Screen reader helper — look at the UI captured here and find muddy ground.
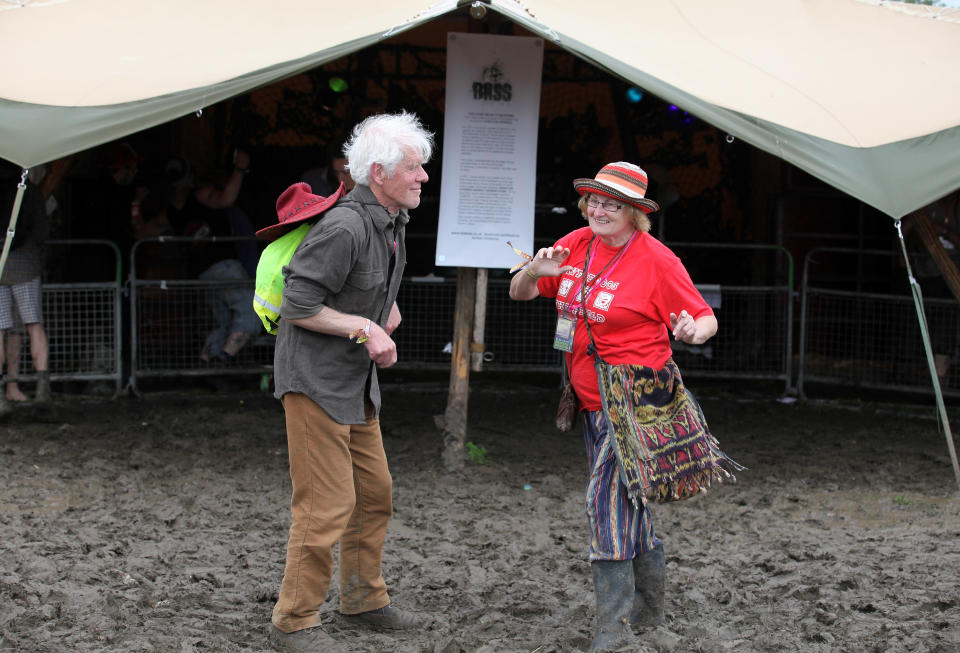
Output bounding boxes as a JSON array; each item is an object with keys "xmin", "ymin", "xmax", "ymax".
[{"xmin": 1, "ymin": 374, "xmax": 958, "ymax": 652}]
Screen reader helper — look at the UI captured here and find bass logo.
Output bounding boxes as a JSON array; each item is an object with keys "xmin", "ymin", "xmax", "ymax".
[{"xmin": 472, "ymin": 60, "xmax": 513, "ymax": 101}]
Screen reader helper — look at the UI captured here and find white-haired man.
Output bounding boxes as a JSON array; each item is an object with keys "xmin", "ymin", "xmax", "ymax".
[{"xmin": 269, "ymin": 112, "xmax": 433, "ymax": 651}]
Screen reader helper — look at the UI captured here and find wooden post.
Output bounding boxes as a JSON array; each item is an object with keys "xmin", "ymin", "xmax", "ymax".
[
  {"xmin": 442, "ymin": 267, "xmax": 477, "ymax": 472},
  {"xmin": 471, "ymin": 268, "xmax": 488, "ymax": 372},
  {"xmin": 910, "ymin": 208, "xmax": 960, "ymax": 304}
]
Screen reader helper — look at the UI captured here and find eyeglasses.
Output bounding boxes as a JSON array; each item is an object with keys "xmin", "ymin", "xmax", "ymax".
[{"xmin": 586, "ymin": 197, "xmax": 623, "ymax": 212}]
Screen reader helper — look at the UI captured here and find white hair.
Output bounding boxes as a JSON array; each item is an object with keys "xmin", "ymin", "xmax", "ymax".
[{"xmin": 343, "ymin": 111, "xmax": 434, "ymax": 185}]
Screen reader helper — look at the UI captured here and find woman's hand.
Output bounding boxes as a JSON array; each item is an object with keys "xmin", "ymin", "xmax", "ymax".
[
  {"xmin": 670, "ymin": 311, "xmax": 718, "ymax": 345},
  {"xmin": 528, "ymin": 245, "xmax": 572, "ymax": 278},
  {"xmin": 509, "ymin": 245, "xmax": 572, "ymax": 301}
]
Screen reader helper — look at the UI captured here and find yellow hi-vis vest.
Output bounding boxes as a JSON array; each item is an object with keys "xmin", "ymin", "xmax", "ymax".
[{"xmin": 252, "ymin": 222, "xmax": 312, "ymax": 335}]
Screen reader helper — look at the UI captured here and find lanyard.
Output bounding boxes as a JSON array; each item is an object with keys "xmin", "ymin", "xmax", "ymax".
[{"xmin": 565, "ymin": 231, "xmax": 637, "ymax": 316}]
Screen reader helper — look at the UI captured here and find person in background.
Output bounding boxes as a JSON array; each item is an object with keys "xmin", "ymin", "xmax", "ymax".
[
  {"xmin": 163, "ymin": 148, "xmax": 252, "ymax": 275},
  {"xmin": 162, "ymin": 148, "xmax": 261, "ymax": 364},
  {"xmin": 302, "ymin": 140, "xmax": 356, "ymax": 197},
  {"xmin": 268, "ymin": 112, "xmax": 433, "ymax": 652},
  {"xmin": 5, "ymin": 319, "xmax": 28, "ymax": 402},
  {"xmin": 0, "ymin": 175, "xmax": 51, "ymax": 411},
  {"xmin": 197, "ymin": 256, "xmax": 263, "ymax": 365},
  {"xmin": 69, "ymin": 142, "xmax": 144, "ymax": 284},
  {"xmin": 510, "ymin": 162, "xmax": 734, "ymax": 651}
]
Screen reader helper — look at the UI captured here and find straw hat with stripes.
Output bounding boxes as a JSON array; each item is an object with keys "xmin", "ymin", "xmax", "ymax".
[{"xmin": 573, "ymin": 162, "xmax": 660, "ymax": 214}]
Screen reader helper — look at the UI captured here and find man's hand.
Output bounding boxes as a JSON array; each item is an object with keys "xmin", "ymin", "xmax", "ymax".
[
  {"xmin": 385, "ymin": 302, "xmax": 402, "ymax": 335},
  {"xmin": 288, "ymin": 308, "xmax": 397, "ymax": 366},
  {"xmin": 363, "ymin": 322, "xmax": 398, "ymax": 368}
]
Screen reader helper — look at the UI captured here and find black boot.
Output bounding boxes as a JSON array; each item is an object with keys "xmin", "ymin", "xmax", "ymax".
[
  {"xmin": 629, "ymin": 543, "xmax": 666, "ymax": 628},
  {"xmin": 35, "ymin": 371, "xmax": 51, "ymax": 404},
  {"xmin": 0, "ymin": 375, "xmax": 10, "ymax": 417},
  {"xmin": 590, "ymin": 560, "xmax": 634, "ymax": 652}
]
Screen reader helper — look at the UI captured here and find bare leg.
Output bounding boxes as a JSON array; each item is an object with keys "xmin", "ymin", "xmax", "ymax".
[
  {"xmin": 5, "ymin": 332, "xmax": 27, "ymax": 401},
  {"xmin": 26, "ymin": 323, "xmax": 50, "ymax": 403},
  {"xmin": 26, "ymin": 322, "xmax": 48, "ymax": 372}
]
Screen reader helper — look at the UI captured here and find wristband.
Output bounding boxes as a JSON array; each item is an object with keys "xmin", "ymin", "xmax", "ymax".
[
  {"xmin": 524, "ymin": 267, "xmax": 540, "ymax": 281},
  {"xmin": 350, "ymin": 319, "xmax": 371, "ymax": 344}
]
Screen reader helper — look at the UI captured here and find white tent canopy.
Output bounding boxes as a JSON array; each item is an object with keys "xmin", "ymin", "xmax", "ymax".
[{"xmin": 1, "ymin": 0, "xmax": 960, "ymax": 218}]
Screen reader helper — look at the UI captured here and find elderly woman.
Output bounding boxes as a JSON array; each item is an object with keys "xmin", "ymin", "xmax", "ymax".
[{"xmin": 510, "ymin": 162, "xmax": 737, "ymax": 651}]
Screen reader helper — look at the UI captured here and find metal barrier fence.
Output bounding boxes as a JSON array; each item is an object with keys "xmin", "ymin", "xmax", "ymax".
[
  {"xmin": 17, "ymin": 240, "xmax": 123, "ymax": 394},
  {"xmin": 124, "ymin": 237, "xmax": 796, "ymax": 389},
  {"xmin": 665, "ymin": 243, "xmax": 794, "ymax": 391},
  {"xmin": 393, "ymin": 275, "xmax": 564, "ymax": 370},
  {"xmin": 128, "ymin": 236, "xmax": 274, "ymax": 393},
  {"xmin": 394, "ymin": 242, "xmax": 795, "ymax": 388},
  {"xmin": 38, "ymin": 237, "xmax": 959, "ymax": 398},
  {"xmin": 798, "ymin": 247, "xmax": 957, "ymax": 397}
]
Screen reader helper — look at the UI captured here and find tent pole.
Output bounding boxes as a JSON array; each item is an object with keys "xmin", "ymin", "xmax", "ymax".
[
  {"xmin": 894, "ymin": 219, "xmax": 960, "ymax": 492},
  {"xmin": 0, "ymin": 169, "xmax": 28, "ymax": 280}
]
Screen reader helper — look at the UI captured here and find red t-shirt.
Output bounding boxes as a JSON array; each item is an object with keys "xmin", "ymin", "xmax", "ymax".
[{"xmin": 537, "ymin": 227, "xmax": 713, "ymax": 411}]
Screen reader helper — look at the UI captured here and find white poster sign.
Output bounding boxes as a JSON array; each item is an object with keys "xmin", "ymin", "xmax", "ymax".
[{"xmin": 435, "ymin": 33, "xmax": 543, "ymax": 269}]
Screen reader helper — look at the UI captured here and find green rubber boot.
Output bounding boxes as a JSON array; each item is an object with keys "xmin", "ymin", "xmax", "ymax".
[
  {"xmin": 590, "ymin": 560, "xmax": 634, "ymax": 651},
  {"xmin": 629, "ymin": 543, "xmax": 666, "ymax": 628}
]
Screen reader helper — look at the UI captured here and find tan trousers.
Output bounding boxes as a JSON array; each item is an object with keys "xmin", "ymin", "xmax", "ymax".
[{"xmin": 271, "ymin": 393, "xmax": 392, "ymax": 633}]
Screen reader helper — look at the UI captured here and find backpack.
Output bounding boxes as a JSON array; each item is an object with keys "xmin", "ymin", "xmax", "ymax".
[
  {"xmin": 253, "ymin": 180, "xmax": 350, "ymax": 335},
  {"xmin": 252, "ymin": 222, "xmax": 313, "ymax": 335}
]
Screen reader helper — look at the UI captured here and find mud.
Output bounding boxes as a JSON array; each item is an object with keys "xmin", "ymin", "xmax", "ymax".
[{"xmin": 1, "ymin": 376, "xmax": 958, "ymax": 652}]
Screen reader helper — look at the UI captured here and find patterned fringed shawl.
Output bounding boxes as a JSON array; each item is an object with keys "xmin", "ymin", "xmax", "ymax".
[{"xmin": 595, "ymin": 357, "xmax": 743, "ymax": 505}]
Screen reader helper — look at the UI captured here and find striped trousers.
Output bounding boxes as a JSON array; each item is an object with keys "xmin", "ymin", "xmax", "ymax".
[{"xmin": 583, "ymin": 409, "xmax": 661, "ymax": 561}]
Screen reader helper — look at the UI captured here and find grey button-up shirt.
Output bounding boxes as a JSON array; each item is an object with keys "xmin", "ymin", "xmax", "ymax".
[{"xmin": 273, "ymin": 184, "xmax": 408, "ymax": 423}]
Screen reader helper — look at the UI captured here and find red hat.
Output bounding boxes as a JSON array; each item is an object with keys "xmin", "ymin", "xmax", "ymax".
[{"xmin": 256, "ymin": 181, "xmax": 345, "ymax": 241}]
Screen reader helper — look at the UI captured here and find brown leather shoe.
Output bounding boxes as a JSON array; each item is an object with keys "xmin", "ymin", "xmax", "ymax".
[
  {"xmin": 342, "ymin": 604, "xmax": 424, "ymax": 631},
  {"xmin": 269, "ymin": 624, "xmax": 347, "ymax": 652}
]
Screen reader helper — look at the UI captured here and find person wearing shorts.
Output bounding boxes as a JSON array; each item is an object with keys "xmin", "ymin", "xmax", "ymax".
[
  {"xmin": 0, "ymin": 278, "xmax": 48, "ymax": 402},
  {"xmin": 0, "ymin": 176, "xmax": 50, "ymax": 411}
]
